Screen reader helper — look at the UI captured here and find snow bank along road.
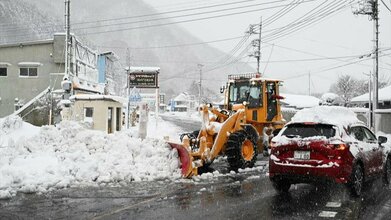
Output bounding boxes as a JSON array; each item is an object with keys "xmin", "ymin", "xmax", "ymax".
[{"xmin": 0, "ymin": 116, "xmax": 182, "ymax": 199}]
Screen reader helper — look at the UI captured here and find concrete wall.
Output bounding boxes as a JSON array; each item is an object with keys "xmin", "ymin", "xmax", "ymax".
[
  {"xmin": 375, "ymin": 111, "xmax": 391, "ymax": 134},
  {"xmin": 0, "ymin": 41, "xmax": 64, "ymax": 117},
  {"xmin": 72, "ymin": 100, "xmax": 123, "ymax": 133}
]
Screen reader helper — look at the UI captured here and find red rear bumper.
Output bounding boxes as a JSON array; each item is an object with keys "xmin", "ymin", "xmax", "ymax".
[{"xmin": 269, "ymin": 158, "xmax": 353, "ymax": 184}]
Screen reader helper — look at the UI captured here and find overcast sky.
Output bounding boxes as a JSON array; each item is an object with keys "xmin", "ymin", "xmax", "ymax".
[{"xmin": 143, "ymin": 0, "xmax": 391, "ymax": 95}]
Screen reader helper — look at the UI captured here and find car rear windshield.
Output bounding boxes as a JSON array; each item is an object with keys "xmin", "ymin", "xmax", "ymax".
[{"xmin": 282, "ymin": 123, "xmax": 336, "ymax": 139}]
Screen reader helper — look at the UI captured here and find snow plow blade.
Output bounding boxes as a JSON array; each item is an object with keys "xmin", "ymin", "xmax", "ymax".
[{"xmin": 168, "ymin": 142, "xmax": 195, "ymax": 178}]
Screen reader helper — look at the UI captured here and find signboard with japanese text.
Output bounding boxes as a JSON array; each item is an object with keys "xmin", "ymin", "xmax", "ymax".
[{"xmin": 128, "ymin": 73, "xmax": 158, "ymax": 88}]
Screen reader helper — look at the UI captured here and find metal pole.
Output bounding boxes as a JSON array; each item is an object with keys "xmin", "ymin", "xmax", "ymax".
[
  {"xmin": 372, "ymin": 0, "xmax": 379, "ymax": 132},
  {"xmin": 64, "ymin": 0, "xmax": 70, "ymax": 79},
  {"xmin": 126, "ymin": 70, "xmax": 130, "ymax": 129},
  {"xmin": 155, "ymin": 87, "xmax": 159, "ymax": 126},
  {"xmin": 368, "ymin": 71, "xmax": 373, "ymax": 129}
]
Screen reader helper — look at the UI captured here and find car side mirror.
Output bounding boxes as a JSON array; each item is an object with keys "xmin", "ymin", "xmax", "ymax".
[{"xmin": 378, "ymin": 136, "xmax": 388, "ymax": 145}]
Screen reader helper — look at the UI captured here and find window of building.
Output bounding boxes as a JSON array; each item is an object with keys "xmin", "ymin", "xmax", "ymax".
[
  {"xmin": 0, "ymin": 68, "xmax": 7, "ymax": 77},
  {"xmin": 84, "ymin": 107, "xmax": 94, "ymax": 118},
  {"xmin": 20, "ymin": 67, "xmax": 38, "ymax": 77}
]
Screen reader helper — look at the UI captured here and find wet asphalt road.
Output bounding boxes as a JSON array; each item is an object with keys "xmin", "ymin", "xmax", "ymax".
[
  {"xmin": 1, "ymin": 118, "xmax": 391, "ymax": 219},
  {"xmin": 1, "ymin": 157, "xmax": 391, "ymax": 220}
]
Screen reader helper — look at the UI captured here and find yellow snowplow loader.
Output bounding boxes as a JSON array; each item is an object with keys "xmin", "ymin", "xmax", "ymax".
[{"xmin": 169, "ymin": 73, "xmax": 285, "ymax": 178}]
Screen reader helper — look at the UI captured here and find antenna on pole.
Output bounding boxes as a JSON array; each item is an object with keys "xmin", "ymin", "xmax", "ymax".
[{"xmin": 248, "ymin": 17, "xmax": 262, "ymax": 75}]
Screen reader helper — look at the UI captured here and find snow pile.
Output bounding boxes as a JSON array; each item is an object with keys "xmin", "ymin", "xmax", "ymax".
[
  {"xmin": 320, "ymin": 93, "xmax": 342, "ymax": 106},
  {"xmin": 0, "ymin": 118, "xmax": 181, "ymax": 199},
  {"xmin": 291, "ymin": 106, "xmax": 361, "ymax": 127},
  {"xmin": 0, "ymin": 116, "xmax": 40, "ymax": 147},
  {"xmin": 142, "ymin": 116, "xmax": 184, "ymax": 141}
]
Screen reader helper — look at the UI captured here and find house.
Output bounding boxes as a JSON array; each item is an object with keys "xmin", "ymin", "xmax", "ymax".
[
  {"xmin": 350, "ymin": 85, "xmax": 391, "ymax": 109},
  {"xmin": 0, "ymin": 33, "xmax": 107, "ymax": 123},
  {"xmin": 70, "ymin": 94, "xmax": 125, "ymax": 133},
  {"xmin": 97, "ymin": 52, "xmax": 122, "ymax": 95},
  {"xmin": 350, "ymin": 85, "xmax": 391, "ymax": 133},
  {"xmin": 169, "ymin": 92, "xmax": 196, "ymax": 112}
]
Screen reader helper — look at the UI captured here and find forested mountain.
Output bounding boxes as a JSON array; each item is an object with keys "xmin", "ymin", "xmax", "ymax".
[{"xmin": 0, "ymin": 0, "xmax": 253, "ymax": 99}]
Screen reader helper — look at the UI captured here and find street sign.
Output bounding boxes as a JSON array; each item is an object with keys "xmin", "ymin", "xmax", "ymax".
[{"xmin": 129, "ymin": 73, "xmax": 158, "ymax": 88}]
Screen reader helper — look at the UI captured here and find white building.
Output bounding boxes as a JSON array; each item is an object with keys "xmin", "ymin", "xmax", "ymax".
[
  {"xmin": 350, "ymin": 85, "xmax": 391, "ymax": 109},
  {"xmin": 169, "ymin": 92, "xmax": 196, "ymax": 112}
]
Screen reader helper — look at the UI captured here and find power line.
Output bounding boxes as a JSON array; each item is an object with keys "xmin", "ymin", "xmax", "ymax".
[
  {"xmin": 263, "ymin": 0, "xmax": 351, "ymax": 42},
  {"xmin": 0, "ymin": 0, "xmax": 290, "ymax": 32},
  {"xmin": 283, "ymin": 51, "xmax": 391, "ymax": 81},
  {"xmin": 1, "ymin": 0, "xmax": 318, "ymax": 39},
  {"xmin": 98, "ymin": 35, "xmax": 246, "ymax": 50},
  {"xmin": 381, "ymin": 0, "xmax": 391, "ymax": 12}
]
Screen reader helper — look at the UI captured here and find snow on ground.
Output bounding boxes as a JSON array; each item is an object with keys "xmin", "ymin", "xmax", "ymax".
[
  {"xmin": 138, "ymin": 115, "xmax": 184, "ymax": 142},
  {"xmin": 0, "ymin": 116, "xmax": 182, "ymax": 199},
  {"xmin": 0, "ymin": 116, "xmax": 40, "ymax": 148},
  {"xmin": 160, "ymin": 111, "xmax": 201, "ymax": 123}
]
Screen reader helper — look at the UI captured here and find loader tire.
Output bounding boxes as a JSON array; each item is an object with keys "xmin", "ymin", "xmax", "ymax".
[{"xmin": 226, "ymin": 130, "xmax": 258, "ymax": 171}]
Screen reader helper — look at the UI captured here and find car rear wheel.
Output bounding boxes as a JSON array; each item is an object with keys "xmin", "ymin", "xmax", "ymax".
[
  {"xmin": 271, "ymin": 179, "xmax": 291, "ymax": 193},
  {"xmin": 349, "ymin": 164, "xmax": 364, "ymax": 197},
  {"xmin": 383, "ymin": 157, "xmax": 391, "ymax": 186}
]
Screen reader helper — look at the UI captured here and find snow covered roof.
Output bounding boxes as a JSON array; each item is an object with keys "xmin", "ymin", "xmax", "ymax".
[
  {"xmin": 17, "ymin": 62, "xmax": 43, "ymax": 67},
  {"xmin": 99, "ymin": 51, "xmax": 119, "ymax": 61},
  {"xmin": 280, "ymin": 93, "xmax": 320, "ymax": 109},
  {"xmin": 71, "ymin": 94, "xmax": 127, "ymax": 104},
  {"xmin": 0, "ymin": 39, "xmax": 53, "ymax": 48},
  {"xmin": 72, "ymin": 77, "xmax": 105, "ymax": 94},
  {"xmin": 0, "ymin": 62, "xmax": 11, "ymax": 66},
  {"xmin": 291, "ymin": 106, "xmax": 361, "ymax": 128},
  {"xmin": 351, "ymin": 85, "xmax": 391, "ymax": 102},
  {"xmin": 173, "ymin": 93, "xmax": 191, "ymax": 102},
  {"xmin": 126, "ymin": 66, "xmax": 160, "ymax": 74}
]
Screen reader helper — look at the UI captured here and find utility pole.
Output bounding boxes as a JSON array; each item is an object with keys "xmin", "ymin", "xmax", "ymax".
[
  {"xmin": 353, "ymin": 0, "xmax": 379, "ymax": 131},
  {"xmin": 64, "ymin": 0, "xmax": 71, "ymax": 79},
  {"xmin": 373, "ymin": 0, "xmax": 379, "ymax": 132},
  {"xmin": 249, "ymin": 17, "xmax": 262, "ymax": 75},
  {"xmin": 257, "ymin": 17, "xmax": 262, "ymax": 74},
  {"xmin": 198, "ymin": 64, "xmax": 203, "ymax": 108},
  {"xmin": 126, "ymin": 48, "xmax": 131, "ymax": 129}
]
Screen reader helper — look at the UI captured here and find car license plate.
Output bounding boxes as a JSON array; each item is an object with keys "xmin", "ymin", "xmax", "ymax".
[{"xmin": 294, "ymin": 151, "xmax": 310, "ymax": 160}]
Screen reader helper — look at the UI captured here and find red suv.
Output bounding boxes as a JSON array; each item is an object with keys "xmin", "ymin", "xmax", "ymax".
[{"xmin": 269, "ymin": 107, "xmax": 389, "ymax": 196}]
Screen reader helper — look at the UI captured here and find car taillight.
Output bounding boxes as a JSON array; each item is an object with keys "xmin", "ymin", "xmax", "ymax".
[{"xmin": 328, "ymin": 144, "xmax": 348, "ymax": 151}]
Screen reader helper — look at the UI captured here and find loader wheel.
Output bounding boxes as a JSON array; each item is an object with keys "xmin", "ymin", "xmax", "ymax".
[{"xmin": 226, "ymin": 130, "xmax": 258, "ymax": 170}]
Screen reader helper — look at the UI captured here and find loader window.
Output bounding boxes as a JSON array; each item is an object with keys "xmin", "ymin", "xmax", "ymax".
[
  {"xmin": 266, "ymin": 82, "xmax": 277, "ymax": 121},
  {"xmin": 248, "ymin": 84, "xmax": 263, "ymax": 108},
  {"xmin": 229, "ymin": 82, "xmax": 250, "ymax": 104}
]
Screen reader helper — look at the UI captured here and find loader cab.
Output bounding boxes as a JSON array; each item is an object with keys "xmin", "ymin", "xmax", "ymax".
[
  {"xmin": 226, "ymin": 73, "xmax": 283, "ymax": 123},
  {"xmin": 228, "ymin": 80, "xmax": 262, "ymax": 109}
]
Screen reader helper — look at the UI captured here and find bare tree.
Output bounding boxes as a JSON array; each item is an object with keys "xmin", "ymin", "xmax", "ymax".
[{"xmin": 330, "ymin": 74, "xmax": 360, "ymax": 106}]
